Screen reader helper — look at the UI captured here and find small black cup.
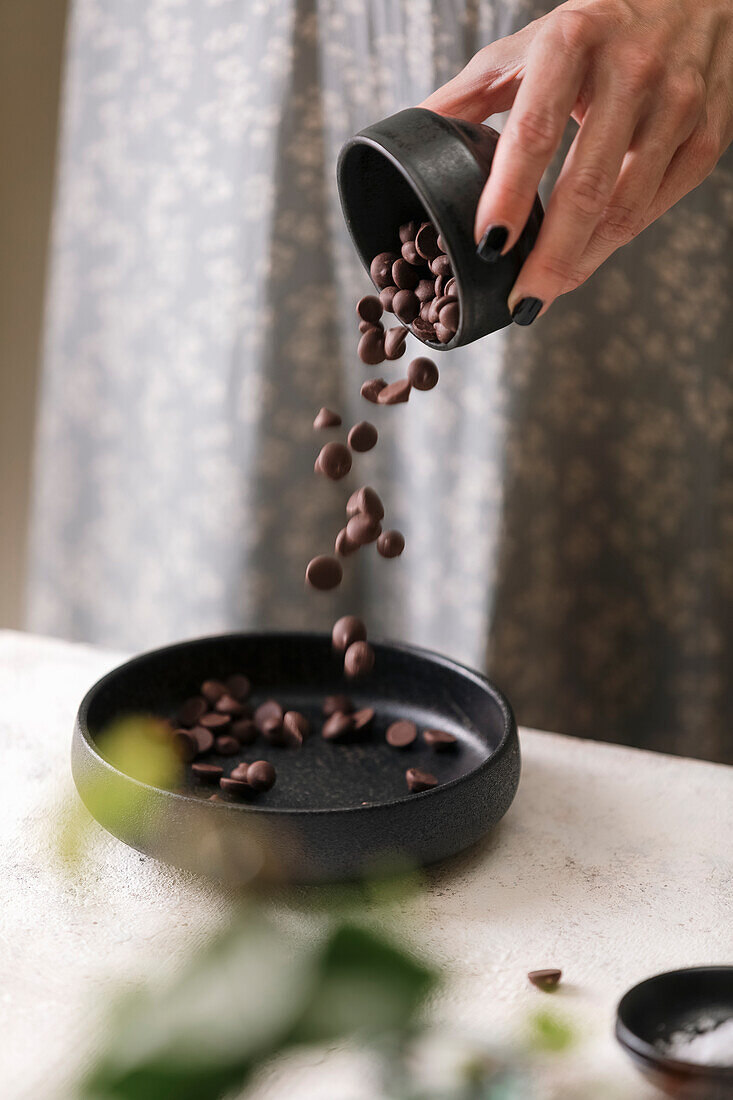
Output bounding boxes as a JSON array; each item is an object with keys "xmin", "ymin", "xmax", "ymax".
[{"xmin": 337, "ymin": 106, "xmax": 543, "ymax": 350}]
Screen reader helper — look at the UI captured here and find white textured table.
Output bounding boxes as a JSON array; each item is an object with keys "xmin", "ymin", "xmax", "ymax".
[{"xmin": 1, "ymin": 629, "xmax": 731, "ymax": 1100}]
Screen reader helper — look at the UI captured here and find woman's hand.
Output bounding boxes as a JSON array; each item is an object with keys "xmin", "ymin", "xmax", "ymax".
[{"xmin": 422, "ymin": 0, "xmax": 733, "ymax": 325}]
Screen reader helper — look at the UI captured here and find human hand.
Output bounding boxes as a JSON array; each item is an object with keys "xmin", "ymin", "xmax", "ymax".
[{"xmin": 422, "ymin": 0, "xmax": 733, "ymax": 324}]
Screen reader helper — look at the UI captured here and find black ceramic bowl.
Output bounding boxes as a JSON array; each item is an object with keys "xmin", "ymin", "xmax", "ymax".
[
  {"xmin": 337, "ymin": 106, "xmax": 543, "ymax": 350},
  {"xmin": 616, "ymin": 967, "xmax": 733, "ymax": 1099},
  {"xmin": 72, "ymin": 632, "xmax": 520, "ymax": 884}
]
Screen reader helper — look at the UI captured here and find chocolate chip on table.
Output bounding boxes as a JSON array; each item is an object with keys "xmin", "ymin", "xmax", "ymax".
[
  {"xmin": 423, "ymin": 728, "xmax": 457, "ymax": 751},
  {"xmin": 415, "ymin": 222, "xmax": 440, "ymax": 260},
  {"xmin": 405, "ymin": 767, "xmax": 438, "ymax": 792},
  {"xmin": 177, "ymin": 696, "xmax": 207, "ymax": 726},
  {"xmin": 370, "ymin": 251, "xmax": 398, "ymax": 288},
  {"xmin": 332, "ymin": 614, "xmax": 367, "ymax": 651},
  {"xmin": 305, "ymin": 554, "xmax": 343, "ymax": 590},
  {"xmin": 199, "ymin": 712, "xmax": 231, "ymax": 729},
  {"xmin": 386, "ymin": 719, "xmax": 417, "ymax": 748},
  {"xmin": 377, "ymin": 379, "xmax": 411, "ymax": 405},
  {"xmin": 399, "ymin": 219, "xmax": 420, "ymax": 243},
  {"xmin": 192, "ymin": 762, "xmax": 223, "ymax": 783},
  {"xmin": 230, "ymin": 762, "xmax": 249, "ymax": 780},
  {"xmin": 347, "ymin": 485, "xmax": 384, "ymax": 520},
  {"xmin": 376, "ymin": 530, "xmax": 405, "ymax": 558},
  {"xmin": 231, "ymin": 718, "xmax": 258, "ymax": 744},
  {"xmin": 346, "ymin": 512, "xmax": 382, "ymax": 546},
  {"xmin": 439, "ymin": 301, "xmax": 459, "ymax": 333},
  {"xmin": 358, "ymin": 328, "xmax": 386, "ymax": 365},
  {"xmin": 192, "ymin": 726, "xmax": 215, "ymax": 754},
  {"xmin": 379, "ymin": 286, "xmax": 398, "ymax": 312},
  {"xmin": 172, "ymin": 729, "xmax": 198, "ymax": 762},
  {"xmin": 407, "ymin": 356, "xmax": 439, "ymax": 391},
  {"xmin": 352, "ymin": 707, "xmax": 375, "ymax": 732},
  {"xmin": 356, "ymin": 294, "xmax": 383, "ymax": 324},
  {"xmin": 219, "ymin": 776, "xmax": 251, "ymax": 798},
  {"xmin": 384, "ymin": 326, "xmax": 407, "ymax": 361},
  {"xmin": 323, "ymin": 694, "xmax": 353, "ymax": 716},
  {"xmin": 344, "ymin": 640, "xmax": 375, "ymax": 678},
  {"xmin": 216, "ymin": 734, "xmax": 239, "ymax": 755},
  {"xmin": 313, "ymin": 407, "xmax": 342, "ymax": 430},
  {"xmin": 226, "ymin": 674, "xmax": 251, "ymax": 702},
  {"xmin": 254, "ymin": 700, "xmax": 284, "ymax": 736},
  {"xmin": 322, "ymin": 710, "xmax": 356, "ymax": 741},
  {"xmin": 316, "ymin": 441, "xmax": 352, "ymax": 480},
  {"xmin": 528, "ymin": 969, "xmax": 562, "ymax": 991},
  {"xmin": 335, "ymin": 527, "xmax": 358, "ymax": 556},
  {"xmin": 200, "ymin": 680, "xmax": 227, "ymax": 705},
  {"xmin": 215, "ymin": 693, "xmax": 246, "ymax": 716},
  {"xmin": 282, "ymin": 710, "xmax": 309, "ymax": 747},
  {"xmin": 247, "ymin": 760, "xmax": 276, "ymax": 792},
  {"xmin": 393, "ymin": 289, "xmax": 420, "ymax": 324},
  {"xmin": 360, "ymin": 377, "xmax": 387, "ymax": 403},
  {"xmin": 348, "ymin": 421, "xmax": 378, "ymax": 452}
]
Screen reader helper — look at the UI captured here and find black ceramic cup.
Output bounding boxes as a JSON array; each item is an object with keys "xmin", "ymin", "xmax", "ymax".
[{"xmin": 337, "ymin": 106, "xmax": 543, "ymax": 350}]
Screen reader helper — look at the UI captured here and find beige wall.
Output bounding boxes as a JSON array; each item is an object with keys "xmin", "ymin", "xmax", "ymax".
[{"xmin": 0, "ymin": 0, "xmax": 68, "ymax": 628}]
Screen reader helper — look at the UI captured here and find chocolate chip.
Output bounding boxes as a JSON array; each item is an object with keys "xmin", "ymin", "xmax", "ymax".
[
  {"xmin": 379, "ymin": 286, "xmax": 398, "ymax": 312},
  {"xmin": 346, "ymin": 513, "xmax": 382, "ymax": 546},
  {"xmin": 415, "ymin": 278, "xmax": 436, "ymax": 302},
  {"xmin": 358, "ymin": 328, "xmax": 386, "ymax": 365},
  {"xmin": 376, "ymin": 530, "xmax": 405, "ymax": 558},
  {"xmin": 230, "ymin": 762, "xmax": 249, "ymax": 780},
  {"xmin": 437, "ymin": 233, "xmax": 446, "ymax": 252},
  {"xmin": 393, "ymin": 289, "xmax": 420, "ymax": 324},
  {"xmin": 398, "ymin": 220, "xmax": 419, "ymax": 243},
  {"xmin": 231, "ymin": 718, "xmax": 258, "ymax": 744},
  {"xmin": 356, "ymin": 295, "xmax": 383, "ymax": 324},
  {"xmin": 335, "ymin": 527, "xmax": 358, "ymax": 556},
  {"xmin": 405, "ymin": 767, "xmax": 438, "ymax": 792},
  {"xmin": 439, "ymin": 301, "xmax": 459, "ymax": 332},
  {"xmin": 254, "ymin": 700, "xmax": 284, "ymax": 735},
  {"xmin": 434, "ymin": 323, "xmax": 453, "ymax": 344},
  {"xmin": 360, "ymin": 377, "xmax": 387, "ymax": 403},
  {"xmin": 419, "ymin": 300, "xmax": 433, "ymax": 321},
  {"xmin": 407, "ymin": 357, "xmax": 439, "ymax": 391},
  {"xmin": 215, "ymin": 693, "xmax": 245, "ymax": 716},
  {"xmin": 282, "ymin": 710, "xmax": 309, "ymax": 747},
  {"xmin": 359, "ymin": 319, "xmax": 378, "ymax": 334},
  {"xmin": 370, "ymin": 251, "xmax": 398, "ymax": 288},
  {"xmin": 347, "ymin": 485, "xmax": 384, "ymax": 520},
  {"xmin": 332, "ymin": 614, "xmax": 367, "ymax": 651},
  {"xmin": 384, "ymin": 326, "xmax": 407, "ymax": 360},
  {"xmin": 444, "ymin": 277, "xmax": 456, "ymax": 297},
  {"xmin": 313, "ymin": 407, "xmax": 342, "ymax": 430},
  {"xmin": 352, "ymin": 707, "xmax": 375, "ymax": 732},
  {"xmin": 177, "ymin": 696, "xmax": 207, "ymax": 726},
  {"xmin": 219, "ymin": 776, "xmax": 251, "ymax": 798},
  {"xmin": 415, "ymin": 222, "xmax": 440, "ymax": 260},
  {"xmin": 247, "ymin": 760, "xmax": 276, "ymax": 792},
  {"xmin": 200, "ymin": 680, "xmax": 227, "ymax": 705},
  {"xmin": 322, "ymin": 711, "xmax": 356, "ymax": 741},
  {"xmin": 192, "ymin": 726, "xmax": 215, "ymax": 754},
  {"xmin": 377, "ymin": 379, "xmax": 411, "ymax": 405},
  {"xmin": 386, "ymin": 720, "xmax": 417, "ymax": 748},
  {"xmin": 427, "ymin": 297, "xmax": 443, "ymax": 324},
  {"xmin": 216, "ymin": 734, "xmax": 239, "ymax": 755},
  {"xmin": 316, "ymin": 441, "xmax": 352, "ymax": 480},
  {"xmin": 344, "ymin": 640, "xmax": 375, "ymax": 678},
  {"xmin": 192, "ymin": 762, "xmax": 223, "ymax": 782},
  {"xmin": 348, "ymin": 420, "xmax": 378, "ymax": 452},
  {"xmin": 433, "ymin": 274, "xmax": 444, "ymax": 299},
  {"xmin": 305, "ymin": 554, "xmax": 343, "ymax": 590},
  {"xmin": 423, "ymin": 728, "xmax": 457, "ymax": 751},
  {"xmin": 226, "ymin": 674, "xmax": 251, "ymax": 702},
  {"xmin": 400, "ymin": 240, "xmax": 422, "ymax": 267},
  {"xmin": 430, "ymin": 254, "xmax": 452, "ymax": 278},
  {"xmin": 528, "ymin": 969, "xmax": 562, "ymax": 991},
  {"xmin": 199, "ymin": 712, "xmax": 231, "ymax": 729},
  {"xmin": 411, "ymin": 317, "xmax": 436, "ymax": 340},
  {"xmin": 172, "ymin": 729, "xmax": 198, "ymax": 762},
  {"xmin": 323, "ymin": 694, "xmax": 353, "ymax": 716}
]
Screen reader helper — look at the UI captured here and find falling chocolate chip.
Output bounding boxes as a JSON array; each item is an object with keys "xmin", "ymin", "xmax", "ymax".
[
  {"xmin": 528, "ymin": 969, "xmax": 562, "ymax": 991},
  {"xmin": 406, "ymin": 767, "xmax": 438, "ymax": 792},
  {"xmin": 332, "ymin": 614, "xmax": 367, "ymax": 651},
  {"xmin": 347, "ymin": 485, "xmax": 384, "ymax": 520},
  {"xmin": 346, "ymin": 512, "xmax": 382, "ymax": 546},
  {"xmin": 305, "ymin": 555, "xmax": 343, "ymax": 590},
  {"xmin": 407, "ymin": 356, "xmax": 439, "ymax": 391},
  {"xmin": 282, "ymin": 710, "xmax": 309, "ymax": 747},
  {"xmin": 313, "ymin": 407, "xmax": 342, "ymax": 430},
  {"xmin": 335, "ymin": 527, "xmax": 358, "ymax": 556},
  {"xmin": 376, "ymin": 530, "xmax": 405, "ymax": 558},
  {"xmin": 356, "ymin": 295, "xmax": 383, "ymax": 324},
  {"xmin": 379, "ymin": 286, "xmax": 398, "ymax": 312},
  {"xmin": 231, "ymin": 718, "xmax": 258, "ymax": 744},
  {"xmin": 201, "ymin": 680, "xmax": 227, "ymax": 705},
  {"xmin": 226, "ymin": 674, "xmax": 251, "ymax": 702},
  {"xmin": 377, "ymin": 379, "xmax": 411, "ymax": 405},
  {"xmin": 247, "ymin": 760, "xmax": 276, "ymax": 791},
  {"xmin": 370, "ymin": 251, "xmax": 398, "ymax": 288},
  {"xmin": 384, "ymin": 326, "xmax": 407, "ymax": 360},
  {"xmin": 348, "ymin": 421, "xmax": 378, "ymax": 452},
  {"xmin": 358, "ymin": 328, "xmax": 386, "ymax": 365},
  {"xmin": 322, "ymin": 711, "xmax": 356, "ymax": 741},
  {"xmin": 323, "ymin": 694, "xmax": 353, "ymax": 716},
  {"xmin": 254, "ymin": 700, "xmax": 284, "ymax": 735},
  {"xmin": 344, "ymin": 640, "xmax": 375, "ymax": 678},
  {"xmin": 316, "ymin": 441, "xmax": 352, "ymax": 480},
  {"xmin": 386, "ymin": 720, "xmax": 417, "ymax": 748},
  {"xmin": 361, "ymin": 377, "xmax": 387, "ymax": 403},
  {"xmin": 423, "ymin": 728, "xmax": 457, "ymax": 751},
  {"xmin": 215, "ymin": 693, "xmax": 246, "ymax": 716},
  {"xmin": 352, "ymin": 707, "xmax": 375, "ymax": 732}
]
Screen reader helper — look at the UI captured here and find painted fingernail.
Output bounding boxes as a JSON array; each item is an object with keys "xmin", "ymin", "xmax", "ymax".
[
  {"xmin": 477, "ymin": 224, "xmax": 508, "ymax": 263},
  {"xmin": 511, "ymin": 297, "xmax": 543, "ymax": 326}
]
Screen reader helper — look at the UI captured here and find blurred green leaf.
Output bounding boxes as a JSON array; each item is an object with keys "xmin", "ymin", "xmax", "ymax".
[{"xmin": 525, "ymin": 1009, "xmax": 576, "ymax": 1053}]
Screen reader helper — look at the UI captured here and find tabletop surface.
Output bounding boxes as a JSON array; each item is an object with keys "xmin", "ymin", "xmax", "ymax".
[{"xmin": 1, "ymin": 628, "xmax": 731, "ymax": 1100}]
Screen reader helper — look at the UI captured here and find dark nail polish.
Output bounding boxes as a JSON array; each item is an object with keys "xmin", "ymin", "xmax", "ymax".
[
  {"xmin": 511, "ymin": 297, "xmax": 543, "ymax": 326},
  {"xmin": 477, "ymin": 224, "xmax": 508, "ymax": 263}
]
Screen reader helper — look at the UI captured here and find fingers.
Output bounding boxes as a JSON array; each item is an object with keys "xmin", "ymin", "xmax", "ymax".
[
  {"xmin": 473, "ymin": 10, "xmax": 603, "ymax": 261},
  {"xmin": 421, "ymin": 28, "xmax": 533, "ymax": 123}
]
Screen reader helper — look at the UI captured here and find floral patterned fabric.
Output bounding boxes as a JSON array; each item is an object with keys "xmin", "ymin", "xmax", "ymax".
[{"xmin": 29, "ymin": 0, "xmax": 733, "ymax": 762}]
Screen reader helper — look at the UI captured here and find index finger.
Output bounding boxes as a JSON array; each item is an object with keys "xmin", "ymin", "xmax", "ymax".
[{"xmin": 475, "ymin": 10, "xmax": 602, "ymax": 259}]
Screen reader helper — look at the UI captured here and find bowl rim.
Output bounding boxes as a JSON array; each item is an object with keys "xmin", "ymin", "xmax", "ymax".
[
  {"xmin": 615, "ymin": 965, "xmax": 733, "ymax": 1079},
  {"xmin": 74, "ymin": 630, "xmax": 519, "ymax": 818}
]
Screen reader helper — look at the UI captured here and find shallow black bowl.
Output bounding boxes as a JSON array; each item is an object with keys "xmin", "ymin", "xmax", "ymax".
[
  {"xmin": 72, "ymin": 632, "xmax": 520, "ymax": 884},
  {"xmin": 337, "ymin": 106, "xmax": 543, "ymax": 350},
  {"xmin": 616, "ymin": 967, "xmax": 733, "ymax": 1099}
]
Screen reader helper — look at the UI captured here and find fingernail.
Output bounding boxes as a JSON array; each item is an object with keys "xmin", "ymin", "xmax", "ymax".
[
  {"xmin": 477, "ymin": 224, "xmax": 508, "ymax": 263},
  {"xmin": 511, "ymin": 297, "xmax": 543, "ymax": 326}
]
